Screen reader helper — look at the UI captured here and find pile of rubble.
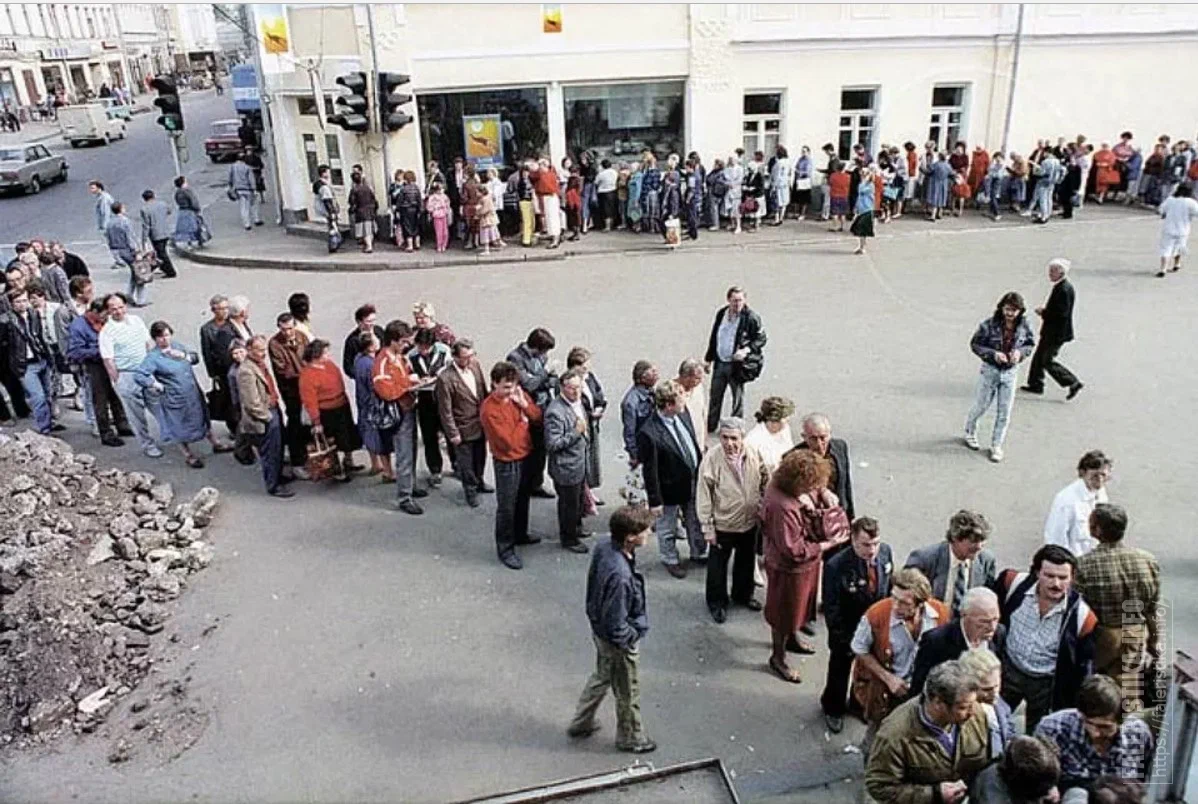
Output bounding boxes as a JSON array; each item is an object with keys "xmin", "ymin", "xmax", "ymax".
[{"xmin": 0, "ymin": 430, "xmax": 219, "ymax": 747}]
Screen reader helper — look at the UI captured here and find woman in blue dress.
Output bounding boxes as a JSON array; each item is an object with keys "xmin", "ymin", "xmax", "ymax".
[
  {"xmin": 351, "ymin": 330, "xmax": 394, "ymax": 481},
  {"xmin": 849, "ymin": 166, "xmax": 876, "ymax": 256},
  {"xmin": 135, "ymin": 321, "xmax": 233, "ymax": 468},
  {"xmin": 923, "ymin": 152, "xmax": 953, "ymax": 221},
  {"xmin": 173, "ymin": 176, "xmax": 210, "ymax": 248}
]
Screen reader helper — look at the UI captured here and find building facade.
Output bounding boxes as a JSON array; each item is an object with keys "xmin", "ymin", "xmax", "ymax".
[
  {"xmin": 170, "ymin": 4, "xmax": 218, "ymax": 73},
  {"xmin": 0, "ymin": 3, "xmax": 134, "ymax": 110},
  {"xmin": 258, "ymin": 3, "xmax": 1198, "ymax": 223},
  {"xmin": 113, "ymin": 4, "xmax": 171, "ymax": 91}
]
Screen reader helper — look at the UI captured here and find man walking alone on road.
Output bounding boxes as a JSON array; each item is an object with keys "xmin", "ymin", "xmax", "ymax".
[
  {"xmin": 568, "ymin": 504, "xmax": 657, "ymax": 754},
  {"xmin": 228, "ymin": 150, "xmax": 263, "ymax": 231},
  {"xmin": 704, "ymin": 285, "xmax": 767, "ymax": 434},
  {"xmin": 1022, "ymin": 258, "xmax": 1082, "ymax": 400},
  {"xmin": 138, "ymin": 189, "xmax": 177, "ymax": 279}
]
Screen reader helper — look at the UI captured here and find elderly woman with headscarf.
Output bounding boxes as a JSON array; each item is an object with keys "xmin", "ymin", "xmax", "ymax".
[{"xmin": 762, "ymin": 449, "xmax": 846, "ymax": 683}]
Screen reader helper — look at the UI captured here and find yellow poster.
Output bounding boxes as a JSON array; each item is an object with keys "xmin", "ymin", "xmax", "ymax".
[
  {"xmin": 542, "ymin": 4, "xmax": 562, "ymax": 33},
  {"xmin": 463, "ymin": 115, "xmax": 503, "ymax": 170},
  {"xmin": 258, "ymin": 5, "xmax": 291, "ymax": 55}
]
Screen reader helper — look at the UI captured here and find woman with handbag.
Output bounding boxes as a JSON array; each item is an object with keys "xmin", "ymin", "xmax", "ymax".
[
  {"xmin": 134, "ymin": 321, "xmax": 233, "ymax": 468},
  {"xmin": 104, "ymin": 202, "xmax": 151, "ymax": 307},
  {"xmin": 792, "ymin": 147, "xmax": 813, "ymax": 220},
  {"xmin": 299, "ymin": 339, "xmax": 362, "ymax": 482},
  {"xmin": 761, "ymin": 450, "xmax": 850, "ymax": 684},
  {"xmin": 352, "ymin": 330, "xmax": 394, "ymax": 481}
]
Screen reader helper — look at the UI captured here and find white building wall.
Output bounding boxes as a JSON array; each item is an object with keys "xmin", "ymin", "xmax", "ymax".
[{"xmin": 176, "ymin": 4, "xmax": 218, "ymax": 54}]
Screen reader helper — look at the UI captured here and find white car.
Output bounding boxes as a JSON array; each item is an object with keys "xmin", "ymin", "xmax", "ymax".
[{"xmin": 58, "ymin": 104, "xmax": 127, "ymax": 147}]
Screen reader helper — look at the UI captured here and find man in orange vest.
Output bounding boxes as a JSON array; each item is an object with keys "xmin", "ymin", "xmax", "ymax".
[{"xmin": 850, "ymin": 567, "xmax": 949, "ymax": 730}]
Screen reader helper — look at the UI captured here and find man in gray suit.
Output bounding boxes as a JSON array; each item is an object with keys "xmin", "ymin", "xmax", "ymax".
[
  {"xmin": 138, "ymin": 189, "xmax": 176, "ymax": 278},
  {"xmin": 904, "ymin": 510, "xmax": 996, "ymax": 619},
  {"xmin": 544, "ymin": 370, "xmax": 591, "ymax": 555}
]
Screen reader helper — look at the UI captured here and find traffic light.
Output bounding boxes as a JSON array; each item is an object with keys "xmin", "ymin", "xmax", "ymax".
[
  {"xmin": 330, "ymin": 71, "xmax": 369, "ymax": 133},
  {"xmin": 378, "ymin": 72, "xmax": 413, "ymax": 133},
  {"xmin": 150, "ymin": 76, "xmax": 184, "ymax": 132}
]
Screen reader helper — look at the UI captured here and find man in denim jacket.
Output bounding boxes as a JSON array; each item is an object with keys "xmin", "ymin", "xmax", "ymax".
[{"xmin": 963, "ymin": 292, "xmax": 1035, "ymax": 463}]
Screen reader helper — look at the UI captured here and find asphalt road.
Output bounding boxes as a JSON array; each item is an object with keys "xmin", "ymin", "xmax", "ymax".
[
  {"xmin": 1, "ymin": 194, "xmax": 1194, "ymax": 800},
  {"xmin": 0, "ymin": 89, "xmax": 244, "ymax": 257}
]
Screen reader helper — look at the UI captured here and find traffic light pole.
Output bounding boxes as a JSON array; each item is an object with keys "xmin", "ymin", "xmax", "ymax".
[
  {"xmin": 168, "ymin": 132, "xmax": 181, "ymax": 176},
  {"xmin": 366, "ymin": 4, "xmax": 392, "ymax": 190}
]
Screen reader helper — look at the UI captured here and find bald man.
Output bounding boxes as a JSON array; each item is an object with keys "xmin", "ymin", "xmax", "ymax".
[
  {"xmin": 909, "ymin": 587, "xmax": 1006, "ymax": 696},
  {"xmin": 1022, "ymin": 258, "xmax": 1082, "ymax": 400}
]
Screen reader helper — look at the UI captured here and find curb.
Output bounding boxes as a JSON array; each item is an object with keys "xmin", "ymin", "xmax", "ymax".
[{"xmin": 175, "ymin": 244, "xmax": 591, "ymax": 272}]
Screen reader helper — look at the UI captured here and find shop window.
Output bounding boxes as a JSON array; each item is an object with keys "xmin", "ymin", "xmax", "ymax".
[
  {"xmin": 417, "ymin": 87, "xmax": 547, "ymax": 175},
  {"xmin": 838, "ymin": 87, "xmax": 877, "ymax": 160},
  {"xmin": 297, "ymin": 96, "xmax": 335, "ymax": 118},
  {"xmin": 324, "ymin": 134, "xmax": 344, "ymax": 186},
  {"xmin": 743, "ymin": 92, "xmax": 782, "ymax": 158},
  {"xmin": 564, "ymin": 81, "xmax": 684, "ymax": 163},
  {"xmin": 929, "ymin": 84, "xmax": 968, "ymax": 152}
]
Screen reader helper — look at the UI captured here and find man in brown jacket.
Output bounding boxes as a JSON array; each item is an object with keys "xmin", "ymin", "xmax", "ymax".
[
  {"xmin": 238, "ymin": 335, "xmax": 292, "ymax": 498},
  {"xmin": 865, "ymin": 660, "xmax": 991, "ymax": 804},
  {"xmin": 436, "ymin": 339, "xmax": 491, "ymax": 507},
  {"xmin": 268, "ymin": 312, "xmax": 310, "ymax": 477}
]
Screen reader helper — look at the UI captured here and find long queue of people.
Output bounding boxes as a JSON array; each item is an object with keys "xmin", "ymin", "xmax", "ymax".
[{"xmin": 308, "ymin": 130, "xmax": 1198, "ymax": 258}]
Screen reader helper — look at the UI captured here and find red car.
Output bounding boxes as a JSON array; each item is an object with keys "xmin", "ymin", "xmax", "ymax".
[{"xmin": 204, "ymin": 119, "xmax": 244, "ymax": 163}]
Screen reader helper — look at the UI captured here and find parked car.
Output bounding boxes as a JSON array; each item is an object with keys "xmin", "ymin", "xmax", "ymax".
[
  {"xmin": 0, "ymin": 144, "xmax": 68, "ymax": 195},
  {"xmin": 204, "ymin": 119, "xmax": 244, "ymax": 163},
  {"xmin": 58, "ymin": 104, "xmax": 127, "ymax": 147},
  {"xmin": 99, "ymin": 96, "xmax": 133, "ymax": 121}
]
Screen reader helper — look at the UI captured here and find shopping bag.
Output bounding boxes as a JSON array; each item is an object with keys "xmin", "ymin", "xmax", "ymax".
[
  {"xmin": 130, "ymin": 251, "xmax": 156, "ymax": 286},
  {"xmin": 304, "ymin": 432, "xmax": 338, "ymax": 481},
  {"xmin": 328, "ymin": 226, "xmax": 343, "ymax": 253},
  {"xmin": 664, "ymin": 217, "xmax": 681, "ymax": 246}
]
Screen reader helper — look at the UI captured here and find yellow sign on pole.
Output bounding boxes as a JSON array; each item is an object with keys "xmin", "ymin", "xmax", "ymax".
[
  {"xmin": 542, "ymin": 4, "xmax": 562, "ymax": 34},
  {"xmin": 258, "ymin": 4, "xmax": 291, "ymax": 55}
]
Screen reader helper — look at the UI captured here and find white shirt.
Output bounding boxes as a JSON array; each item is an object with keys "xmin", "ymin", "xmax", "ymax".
[
  {"xmin": 1044, "ymin": 477, "xmax": 1108, "ymax": 557},
  {"xmin": 569, "ymin": 397, "xmax": 586, "ymax": 424},
  {"xmin": 744, "ymin": 421, "xmax": 793, "ymax": 473},
  {"xmin": 99, "ymin": 314, "xmax": 150, "ymax": 371},
  {"xmin": 595, "ymin": 167, "xmax": 618, "ymax": 193},
  {"xmin": 1160, "ymin": 196, "xmax": 1198, "ymax": 239},
  {"xmin": 454, "ymin": 361, "xmax": 478, "ymax": 398}
]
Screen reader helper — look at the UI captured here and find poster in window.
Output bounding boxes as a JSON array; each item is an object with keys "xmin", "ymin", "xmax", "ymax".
[
  {"xmin": 542, "ymin": 4, "xmax": 562, "ymax": 33},
  {"xmin": 463, "ymin": 114, "xmax": 504, "ymax": 171}
]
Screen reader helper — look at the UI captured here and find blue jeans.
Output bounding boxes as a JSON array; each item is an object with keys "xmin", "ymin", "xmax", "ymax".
[
  {"xmin": 258, "ymin": 407, "xmax": 284, "ymax": 492},
  {"xmin": 987, "ymin": 177, "xmax": 1002, "ymax": 217},
  {"xmin": 964, "ymin": 363, "xmax": 1018, "ymax": 449},
  {"xmin": 76, "ymin": 367, "xmax": 95, "ymax": 428},
  {"xmin": 114, "ymin": 371, "xmax": 162, "ymax": 452},
  {"xmin": 1031, "ymin": 182, "xmax": 1053, "ymax": 219},
  {"xmin": 389, "ymin": 408, "xmax": 416, "ymax": 503},
  {"xmin": 655, "ymin": 495, "xmax": 705, "ymax": 566},
  {"xmin": 20, "ymin": 360, "xmax": 54, "ymax": 433},
  {"xmin": 581, "ymin": 181, "xmax": 597, "ymax": 227}
]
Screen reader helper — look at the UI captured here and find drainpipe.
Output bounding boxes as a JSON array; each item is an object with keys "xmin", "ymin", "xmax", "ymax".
[{"xmin": 1000, "ymin": 3, "xmax": 1024, "ymax": 155}]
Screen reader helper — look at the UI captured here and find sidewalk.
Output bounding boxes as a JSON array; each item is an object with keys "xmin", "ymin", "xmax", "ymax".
[
  {"xmin": 177, "ymin": 197, "xmax": 1160, "ymax": 273},
  {"xmin": 0, "ymin": 119, "xmax": 63, "ymax": 146}
]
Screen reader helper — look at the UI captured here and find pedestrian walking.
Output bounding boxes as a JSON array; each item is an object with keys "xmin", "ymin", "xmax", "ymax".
[
  {"xmin": 1156, "ymin": 183, "xmax": 1198, "ymax": 277},
  {"xmin": 1043, "ymin": 450, "xmax": 1111, "ymax": 557},
  {"xmin": 567, "ymin": 505, "xmax": 658, "ymax": 754},
  {"xmin": 963, "ymin": 292, "xmax": 1035, "ymax": 463},
  {"xmin": 90, "ymin": 180, "xmax": 115, "ymax": 236},
  {"xmin": 703, "ymin": 285, "xmax": 767, "ymax": 434},
  {"xmin": 228, "ymin": 150, "xmax": 263, "ymax": 230},
  {"xmin": 104, "ymin": 203, "xmax": 150, "ymax": 308},
  {"xmin": 139, "ymin": 190, "xmax": 177, "ymax": 278},
  {"xmin": 1022, "ymin": 258, "xmax": 1083, "ymax": 400},
  {"xmin": 173, "ymin": 176, "xmax": 210, "ymax": 248}
]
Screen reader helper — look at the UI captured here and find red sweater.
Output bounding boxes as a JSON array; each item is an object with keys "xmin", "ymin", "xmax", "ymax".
[
  {"xmin": 480, "ymin": 389, "xmax": 542, "ymax": 462},
  {"xmin": 372, "ymin": 351, "xmax": 418, "ymax": 411},
  {"xmin": 299, "ymin": 358, "xmax": 349, "ymax": 421}
]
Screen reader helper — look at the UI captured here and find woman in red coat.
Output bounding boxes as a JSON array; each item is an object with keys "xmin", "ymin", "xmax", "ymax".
[
  {"xmin": 967, "ymin": 146, "xmax": 990, "ymax": 197},
  {"xmin": 1092, "ymin": 144, "xmax": 1119, "ymax": 202},
  {"xmin": 761, "ymin": 450, "xmax": 845, "ymax": 683}
]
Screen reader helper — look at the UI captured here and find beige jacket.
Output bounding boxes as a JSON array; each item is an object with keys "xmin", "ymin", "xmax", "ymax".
[{"xmin": 695, "ymin": 443, "xmax": 769, "ymax": 535}]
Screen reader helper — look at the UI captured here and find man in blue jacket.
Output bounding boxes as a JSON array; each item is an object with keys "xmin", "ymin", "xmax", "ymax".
[
  {"xmin": 568, "ymin": 505, "xmax": 657, "ymax": 754},
  {"xmin": 67, "ymin": 299, "xmax": 129, "ymax": 447}
]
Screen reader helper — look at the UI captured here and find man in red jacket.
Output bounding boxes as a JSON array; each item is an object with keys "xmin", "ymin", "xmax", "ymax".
[
  {"xmin": 373, "ymin": 320, "xmax": 431, "ymax": 515},
  {"xmin": 481, "ymin": 360, "xmax": 543, "ymax": 570}
]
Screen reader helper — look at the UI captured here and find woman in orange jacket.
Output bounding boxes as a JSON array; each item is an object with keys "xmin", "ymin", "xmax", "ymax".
[{"xmin": 299, "ymin": 339, "xmax": 362, "ymax": 481}]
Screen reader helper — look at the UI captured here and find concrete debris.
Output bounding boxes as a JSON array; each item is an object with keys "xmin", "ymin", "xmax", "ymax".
[{"xmin": 0, "ymin": 429, "xmax": 220, "ymax": 749}]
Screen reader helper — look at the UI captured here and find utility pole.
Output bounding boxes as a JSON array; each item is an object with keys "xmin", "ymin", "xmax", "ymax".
[
  {"xmin": 1000, "ymin": 3, "xmax": 1024, "ymax": 155},
  {"xmin": 244, "ymin": 3, "xmax": 284, "ymax": 224},
  {"xmin": 366, "ymin": 5, "xmax": 391, "ymax": 186}
]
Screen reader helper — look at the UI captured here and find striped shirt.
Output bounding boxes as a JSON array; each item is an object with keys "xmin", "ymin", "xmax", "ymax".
[
  {"xmin": 1006, "ymin": 592, "xmax": 1067, "ymax": 676},
  {"xmin": 99, "ymin": 315, "xmax": 151, "ymax": 371}
]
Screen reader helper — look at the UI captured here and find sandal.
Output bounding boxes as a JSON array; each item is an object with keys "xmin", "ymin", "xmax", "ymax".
[
  {"xmin": 185, "ymin": 456, "xmax": 205, "ymax": 469},
  {"xmin": 769, "ymin": 656, "xmax": 802, "ymax": 684}
]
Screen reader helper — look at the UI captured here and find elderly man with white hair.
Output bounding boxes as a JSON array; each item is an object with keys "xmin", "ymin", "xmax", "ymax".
[
  {"xmin": 695, "ymin": 416, "xmax": 770, "ymax": 623},
  {"xmin": 227, "ymin": 295, "xmax": 253, "ymax": 343},
  {"xmin": 959, "ymin": 647, "xmax": 1017, "ymax": 759},
  {"xmin": 909, "ymin": 586, "xmax": 1006, "ymax": 696},
  {"xmin": 1022, "ymin": 257, "xmax": 1082, "ymax": 400}
]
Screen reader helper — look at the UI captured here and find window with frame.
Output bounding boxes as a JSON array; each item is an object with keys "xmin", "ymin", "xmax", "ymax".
[
  {"xmin": 743, "ymin": 92, "xmax": 782, "ymax": 158},
  {"xmin": 324, "ymin": 133, "xmax": 344, "ymax": 186},
  {"xmin": 928, "ymin": 85, "xmax": 968, "ymax": 153},
  {"xmin": 297, "ymin": 96, "xmax": 335, "ymax": 118},
  {"xmin": 838, "ymin": 88, "xmax": 876, "ymax": 160}
]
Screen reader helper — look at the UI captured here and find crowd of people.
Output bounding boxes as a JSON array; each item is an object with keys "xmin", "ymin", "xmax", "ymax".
[{"xmin": 294, "ymin": 130, "xmax": 1198, "ymax": 264}]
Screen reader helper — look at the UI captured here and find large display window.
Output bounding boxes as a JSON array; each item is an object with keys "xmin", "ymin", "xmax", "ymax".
[
  {"xmin": 564, "ymin": 81, "xmax": 685, "ymax": 162},
  {"xmin": 417, "ymin": 87, "xmax": 548, "ymax": 174}
]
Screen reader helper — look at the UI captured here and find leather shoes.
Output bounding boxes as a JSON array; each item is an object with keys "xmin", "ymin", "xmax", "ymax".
[
  {"xmin": 1067, "ymin": 382, "xmax": 1084, "ymax": 400},
  {"xmin": 397, "ymin": 499, "xmax": 424, "ymax": 515},
  {"xmin": 562, "ymin": 541, "xmax": 589, "ymax": 554},
  {"xmin": 690, "ymin": 554, "xmax": 708, "ymax": 566},
  {"xmin": 824, "ymin": 714, "xmax": 844, "ymax": 734},
  {"xmin": 530, "ymin": 486, "xmax": 556, "ymax": 499},
  {"xmin": 709, "ymin": 606, "xmax": 727, "ymax": 624},
  {"xmin": 515, "ymin": 535, "xmax": 542, "ymax": 545},
  {"xmin": 477, "ymin": 483, "xmax": 494, "ymax": 494},
  {"xmin": 664, "ymin": 563, "xmax": 687, "ymax": 579},
  {"xmin": 269, "ymin": 487, "xmax": 295, "ymax": 498},
  {"xmin": 116, "ymin": 427, "xmax": 135, "ymax": 437},
  {"xmin": 500, "ymin": 552, "xmax": 523, "ymax": 570},
  {"xmin": 800, "ymin": 624, "xmax": 816, "ymax": 637},
  {"xmin": 50, "ymin": 423, "xmax": 67, "ymax": 432},
  {"xmin": 100, "ymin": 434, "xmax": 125, "ymax": 448},
  {"xmin": 744, "ymin": 598, "xmax": 763, "ymax": 612},
  {"xmin": 412, "ymin": 488, "xmax": 429, "ymax": 499},
  {"xmin": 1019, "ymin": 384, "xmax": 1044, "ymax": 395},
  {"xmin": 617, "ymin": 738, "xmax": 657, "ymax": 754}
]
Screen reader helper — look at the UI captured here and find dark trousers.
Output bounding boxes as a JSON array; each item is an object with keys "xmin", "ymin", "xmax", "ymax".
[
  {"xmin": 1000, "ymin": 660, "xmax": 1055, "ymax": 733},
  {"xmin": 415, "ymin": 394, "xmax": 444, "ymax": 475},
  {"xmin": 527, "ymin": 423, "xmax": 547, "ymax": 490},
  {"xmin": 454, "ymin": 437, "xmax": 487, "ymax": 496},
  {"xmin": 0, "ymin": 368, "xmax": 30, "ymax": 418},
  {"xmin": 554, "ymin": 481, "xmax": 585, "ymax": 545},
  {"xmin": 1026, "ymin": 338, "xmax": 1079, "ymax": 392},
  {"xmin": 494, "ymin": 456, "xmax": 534, "ymax": 557},
  {"xmin": 685, "ymin": 202, "xmax": 700, "ymax": 239},
  {"xmin": 705, "ymin": 528, "xmax": 756, "ymax": 608},
  {"xmin": 820, "ymin": 640, "xmax": 857, "ymax": 717},
  {"xmin": 707, "ymin": 359, "xmax": 743, "ymax": 433},
  {"xmin": 278, "ymin": 379, "xmax": 309, "ymax": 467},
  {"xmin": 151, "ymin": 238, "xmax": 177, "ymax": 277},
  {"xmin": 85, "ymin": 360, "xmax": 127, "ymax": 436},
  {"xmin": 1058, "ymin": 185, "xmax": 1075, "ymax": 219},
  {"xmin": 252, "ymin": 407, "xmax": 285, "ymax": 493},
  {"xmin": 210, "ymin": 375, "xmax": 237, "ymax": 435}
]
